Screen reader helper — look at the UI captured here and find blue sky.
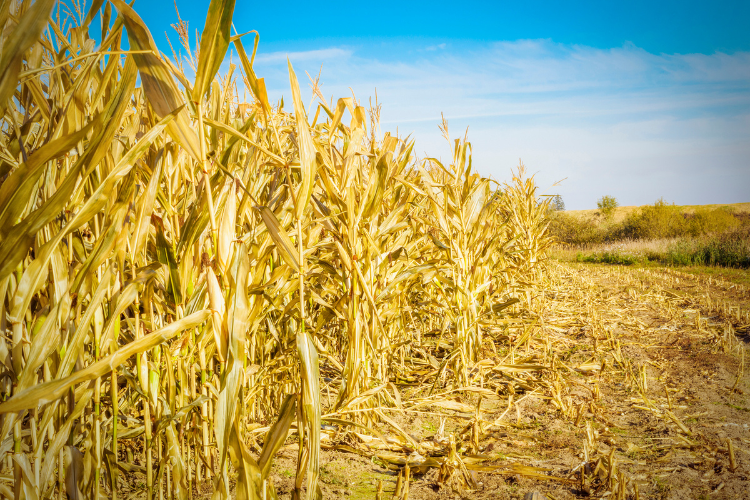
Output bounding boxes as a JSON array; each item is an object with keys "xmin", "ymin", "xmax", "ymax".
[{"xmin": 111, "ymin": 0, "xmax": 749, "ymax": 209}]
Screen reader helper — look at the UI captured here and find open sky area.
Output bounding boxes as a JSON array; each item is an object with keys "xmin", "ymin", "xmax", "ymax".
[{"xmin": 102, "ymin": 0, "xmax": 749, "ymax": 209}]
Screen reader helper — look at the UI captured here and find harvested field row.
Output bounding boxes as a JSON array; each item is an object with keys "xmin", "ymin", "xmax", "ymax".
[{"xmin": 250, "ymin": 263, "xmax": 749, "ymax": 500}]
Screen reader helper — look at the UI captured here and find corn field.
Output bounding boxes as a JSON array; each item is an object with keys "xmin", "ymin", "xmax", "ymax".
[{"xmin": 0, "ymin": 0, "xmax": 553, "ymax": 498}]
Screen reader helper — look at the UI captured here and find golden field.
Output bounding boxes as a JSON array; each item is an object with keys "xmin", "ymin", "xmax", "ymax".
[{"xmin": 0, "ymin": 1, "xmax": 748, "ymax": 499}]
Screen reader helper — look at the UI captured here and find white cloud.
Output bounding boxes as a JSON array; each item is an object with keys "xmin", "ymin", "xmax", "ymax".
[
  {"xmin": 254, "ymin": 47, "xmax": 352, "ymax": 65},
  {"xmin": 425, "ymin": 43, "xmax": 447, "ymax": 51},
  {"xmin": 250, "ymin": 39, "xmax": 750, "ymax": 209}
]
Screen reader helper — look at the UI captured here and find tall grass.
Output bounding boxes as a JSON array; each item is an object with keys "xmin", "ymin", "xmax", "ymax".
[
  {"xmin": 0, "ymin": 1, "xmax": 551, "ymax": 498},
  {"xmin": 661, "ymin": 228, "xmax": 750, "ymax": 268},
  {"xmin": 558, "ymin": 230, "xmax": 750, "ymax": 269}
]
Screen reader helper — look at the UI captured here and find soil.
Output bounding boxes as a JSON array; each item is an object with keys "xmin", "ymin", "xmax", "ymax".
[{"xmin": 186, "ymin": 263, "xmax": 750, "ymax": 500}]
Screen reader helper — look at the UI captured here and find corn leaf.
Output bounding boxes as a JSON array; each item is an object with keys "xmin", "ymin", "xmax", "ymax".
[
  {"xmin": 111, "ymin": 0, "xmax": 202, "ymax": 161},
  {"xmin": 193, "ymin": 0, "xmax": 236, "ymax": 101},
  {"xmin": 287, "ymin": 60, "xmax": 318, "ymax": 219},
  {"xmin": 0, "ymin": 310, "xmax": 209, "ymax": 413}
]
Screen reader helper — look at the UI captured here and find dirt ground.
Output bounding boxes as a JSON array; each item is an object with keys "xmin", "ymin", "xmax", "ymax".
[{"xmin": 188, "ymin": 263, "xmax": 749, "ymax": 500}]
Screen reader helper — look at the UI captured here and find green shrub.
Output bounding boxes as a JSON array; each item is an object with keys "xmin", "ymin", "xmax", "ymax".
[
  {"xmin": 548, "ymin": 212, "xmax": 603, "ymax": 246},
  {"xmin": 597, "ymin": 195, "xmax": 619, "ymax": 221},
  {"xmin": 660, "ymin": 228, "xmax": 750, "ymax": 268},
  {"xmin": 694, "ymin": 227, "xmax": 749, "ymax": 267},
  {"xmin": 550, "ymin": 199, "xmax": 749, "ymax": 269},
  {"xmin": 662, "ymin": 240, "xmax": 701, "ymax": 266},
  {"xmin": 572, "ymin": 229, "xmax": 750, "ymax": 269},
  {"xmin": 685, "ymin": 207, "xmax": 740, "ymax": 236},
  {"xmin": 621, "ymin": 199, "xmax": 687, "ymax": 240},
  {"xmin": 576, "ymin": 250, "xmax": 641, "ymax": 265}
]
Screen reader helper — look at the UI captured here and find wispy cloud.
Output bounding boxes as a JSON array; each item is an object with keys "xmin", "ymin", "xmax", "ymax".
[
  {"xmin": 425, "ymin": 43, "xmax": 447, "ymax": 51},
  {"xmin": 251, "ymin": 39, "xmax": 750, "ymax": 209},
  {"xmin": 254, "ymin": 47, "xmax": 352, "ymax": 65}
]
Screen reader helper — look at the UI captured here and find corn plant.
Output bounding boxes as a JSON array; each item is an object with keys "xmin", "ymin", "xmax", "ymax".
[{"xmin": 0, "ymin": 0, "xmax": 552, "ymax": 498}]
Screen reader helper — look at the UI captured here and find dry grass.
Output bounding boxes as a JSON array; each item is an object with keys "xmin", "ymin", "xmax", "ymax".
[
  {"xmin": 565, "ymin": 202, "xmax": 750, "ymax": 224},
  {"xmin": 552, "ymin": 238, "xmax": 682, "ymax": 261}
]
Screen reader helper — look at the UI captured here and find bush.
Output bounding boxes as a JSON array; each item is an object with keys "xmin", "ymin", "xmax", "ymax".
[
  {"xmin": 620, "ymin": 202, "xmax": 745, "ymax": 241},
  {"xmin": 661, "ymin": 239, "xmax": 701, "ymax": 267},
  {"xmin": 685, "ymin": 206, "xmax": 740, "ymax": 237},
  {"xmin": 548, "ymin": 212, "xmax": 603, "ymax": 246},
  {"xmin": 549, "ymin": 198, "xmax": 750, "ymax": 269},
  {"xmin": 621, "ymin": 198, "xmax": 687, "ymax": 240},
  {"xmin": 597, "ymin": 195, "xmax": 619, "ymax": 220}
]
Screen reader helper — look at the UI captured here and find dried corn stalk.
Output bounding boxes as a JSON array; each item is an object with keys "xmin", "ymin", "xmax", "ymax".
[{"xmin": 0, "ymin": 0, "xmax": 550, "ymax": 497}]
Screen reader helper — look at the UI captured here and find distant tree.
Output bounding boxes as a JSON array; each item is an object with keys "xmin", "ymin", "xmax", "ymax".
[
  {"xmin": 597, "ymin": 195, "xmax": 619, "ymax": 220},
  {"xmin": 551, "ymin": 195, "xmax": 565, "ymax": 211}
]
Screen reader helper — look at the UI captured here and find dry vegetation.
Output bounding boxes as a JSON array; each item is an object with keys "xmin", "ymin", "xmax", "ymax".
[
  {"xmin": 564, "ymin": 203, "xmax": 750, "ymax": 226},
  {"xmin": 299, "ymin": 264, "xmax": 750, "ymax": 500},
  {"xmin": 550, "ymin": 201, "xmax": 750, "ymax": 269},
  {"xmin": 1, "ymin": 1, "xmax": 748, "ymax": 500},
  {"xmin": 1, "ymin": 0, "xmax": 551, "ymax": 498}
]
